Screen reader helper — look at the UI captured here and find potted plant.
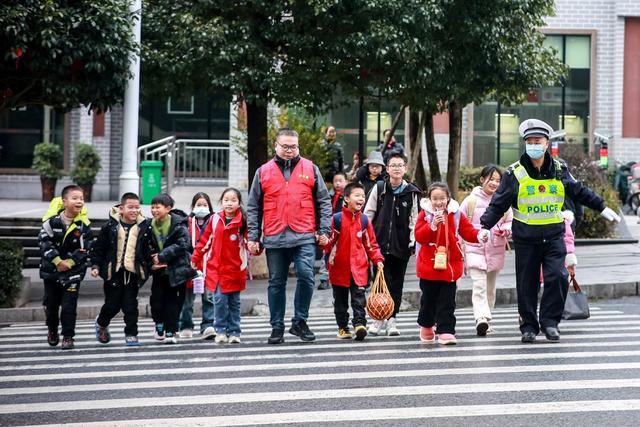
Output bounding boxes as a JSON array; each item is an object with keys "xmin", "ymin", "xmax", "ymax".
[
  {"xmin": 70, "ymin": 143, "xmax": 101, "ymax": 202},
  {"xmin": 32, "ymin": 142, "xmax": 63, "ymax": 201}
]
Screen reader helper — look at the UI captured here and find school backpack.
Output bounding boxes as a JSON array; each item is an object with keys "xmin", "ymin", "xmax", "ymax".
[{"xmin": 333, "ymin": 212, "xmax": 369, "ymax": 236}]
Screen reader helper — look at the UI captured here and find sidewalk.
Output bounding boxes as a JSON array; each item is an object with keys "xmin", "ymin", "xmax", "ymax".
[{"xmin": 2, "ymin": 209, "xmax": 639, "ymax": 323}]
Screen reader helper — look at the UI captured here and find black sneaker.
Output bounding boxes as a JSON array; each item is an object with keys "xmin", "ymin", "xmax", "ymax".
[
  {"xmin": 317, "ymin": 280, "xmax": 330, "ymax": 290},
  {"xmin": 47, "ymin": 330, "xmax": 59, "ymax": 347},
  {"xmin": 289, "ymin": 320, "xmax": 316, "ymax": 342},
  {"xmin": 61, "ymin": 336, "xmax": 75, "ymax": 350},
  {"xmin": 267, "ymin": 329, "xmax": 285, "ymax": 344}
]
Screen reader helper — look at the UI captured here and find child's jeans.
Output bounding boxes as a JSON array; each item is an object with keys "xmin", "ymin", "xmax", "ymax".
[
  {"xmin": 43, "ymin": 279, "xmax": 80, "ymax": 337},
  {"xmin": 96, "ymin": 270, "xmax": 140, "ymax": 336},
  {"xmin": 179, "ymin": 286, "xmax": 215, "ymax": 333},
  {"xmin": 468, "ymin": 268, "xmax": 499, "ymax": 321},
  {"xmin": 213, "ymin": 286, "xmax": 241, "ymax": 337},
  {"xmin": 332, "ymin": 280, "xmax": 367, "ymax": 329},
  {"xmin": 417, "ymin": 279, "xmax": 457, "ymax": 335},
  {"xmin": 150, "ymin": 274, "xmax": 186, "ymax": 334}
]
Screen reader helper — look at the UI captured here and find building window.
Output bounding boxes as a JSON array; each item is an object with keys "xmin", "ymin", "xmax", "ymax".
[
  {"xmin": 0, "ymin": 106, "xmax": 65, "ymax": 171},
  {"xmin": 139, "ymin": 92, "xmax": 231, "ymax": 145},
  {"xmin": 327, "ymin": 96, "xmax": 405, "ymax": 169},
  {"xmin": 472, "ymin": 34, "xmax": 591, "ymax": 166},
  {"xmin": 167, "ymin": 96, "xmax": 195, "ymax": 115}
]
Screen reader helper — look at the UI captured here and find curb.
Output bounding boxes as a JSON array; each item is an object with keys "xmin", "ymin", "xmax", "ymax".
[{"xmin": 2, "ymin": 283, "xmax": 638, "ymax": 324}]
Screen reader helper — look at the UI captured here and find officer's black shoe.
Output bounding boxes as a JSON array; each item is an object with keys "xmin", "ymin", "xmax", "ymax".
[
  {"xmin": 317, "ymin": 280, "xmax": 330, "ymax": 290},
  {"xmin": 267, "ymin": 329, "xmax": 285, "ymax": 344},
  {"xmin": 544, "ymin": 327, "xmax": 560, "ymax": 342},
  {"xmin": 521, "ymin": 331, "xmax": 537, "ymax": 343},
  {"xmin": 289, "ymin": 320, "xmax": 316, "ymax": 342}
]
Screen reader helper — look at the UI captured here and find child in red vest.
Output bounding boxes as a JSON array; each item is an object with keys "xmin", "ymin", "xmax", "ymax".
[
  {"xmin": 415, "ymin": 182, "xmax": 484, "ymax": 345},
  {"xmin": 324, "ymin": 182, "xmax": 384, "ymax": 341},
  {"xmin": 191, "ymin": 188, "xmax": 256, "ymax": 344}
]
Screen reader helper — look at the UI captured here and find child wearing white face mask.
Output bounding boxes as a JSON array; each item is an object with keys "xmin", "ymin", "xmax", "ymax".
[{"xmin": 178, "ymin": 192, "xmax": 217, "ymax": 340}]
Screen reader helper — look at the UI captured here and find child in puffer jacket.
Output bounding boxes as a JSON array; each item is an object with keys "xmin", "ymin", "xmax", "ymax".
[
  {"xmin": 415, "ymin": 182, "xmax": 484, "ymax": 346},
  {"xmin": 459, "ymin": 164, "xmax": 513, "ymax": 336}
]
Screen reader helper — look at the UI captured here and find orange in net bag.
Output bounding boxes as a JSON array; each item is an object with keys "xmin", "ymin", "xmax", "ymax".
[{"xmin": 366, "ymin": 267, "xmax": 395, "ymax": 321}]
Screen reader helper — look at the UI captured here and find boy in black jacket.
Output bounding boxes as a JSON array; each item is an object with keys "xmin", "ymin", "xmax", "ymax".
[
  {"xmin": 146, "ymin": 193, "xmax": 197, "ymax": 344},
  {"xmin": 91, "ymin": 193, "xmax": 152, "ymax": 346},
  {"xmin": 38, "ymin": 185, "xmax": 93, "ymax": 350}
]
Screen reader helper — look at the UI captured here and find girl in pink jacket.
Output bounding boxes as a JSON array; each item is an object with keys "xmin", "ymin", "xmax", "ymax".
[{"xmin": 459, "ymin": 164, "xmax": 513, "ymax": 336}]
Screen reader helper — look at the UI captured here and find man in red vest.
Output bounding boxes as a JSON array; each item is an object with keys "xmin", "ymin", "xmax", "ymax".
[{"xmin": 247, "ymin": 128, "xmax": 332, "ymax": 344}]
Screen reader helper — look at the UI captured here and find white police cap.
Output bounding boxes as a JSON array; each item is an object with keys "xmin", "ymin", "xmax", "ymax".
[{"xmin": 518, "ymin": 119, "xmax": 553, "ymax": 140}]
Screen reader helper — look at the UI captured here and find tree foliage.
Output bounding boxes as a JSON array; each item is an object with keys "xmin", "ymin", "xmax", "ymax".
[
  {"xmin": 0, "ymin": 0, "xmax": 136, "ymax": 113},
  {"xmin": 142, "ymin": 0, "xmax": 565, "ymax": 190}
]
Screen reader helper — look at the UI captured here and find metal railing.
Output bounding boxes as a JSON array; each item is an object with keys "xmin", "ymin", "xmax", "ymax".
[{"xmin": 137, "ymin": 137, "xmax": 230, "ymax": 194}]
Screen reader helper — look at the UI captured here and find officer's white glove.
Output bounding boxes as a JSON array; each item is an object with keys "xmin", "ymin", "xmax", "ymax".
[
  {"xmin": 565, "ymin": 253, "xmax": 577, "ymax": 267},
  {"xmin": 600, "ymin": 207, "xmax": 621, "ymax": 222},
  {"xmin": 477, "ymin": 229, "xmax": 490, "ymax": 243}
]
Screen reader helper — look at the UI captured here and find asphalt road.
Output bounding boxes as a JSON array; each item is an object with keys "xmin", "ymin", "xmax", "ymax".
[{"xmin": 1, "ymin": 297, "xmax": 640, "ymax": 426}]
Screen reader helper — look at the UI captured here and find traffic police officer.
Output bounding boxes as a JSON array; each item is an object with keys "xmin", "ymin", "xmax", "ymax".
[{"xmin": 479, "ymin": 119, "xmax": 621, "ymax": 343}]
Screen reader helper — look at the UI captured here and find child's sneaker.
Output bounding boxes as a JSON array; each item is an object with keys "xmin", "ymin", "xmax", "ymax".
[
  {"xmin": 486, "ymin": 324, "xmax": 495, "ymax": 335},
  {"xmin": 154, "ymin": 323, "xmax": 165, "ymax": 341},
  {"xmin": 386, "ymin": 317, "xmax": 400, "ymax": 336},
  {"xmin": 164, "ymin": 332, "xmax": 177, "ymax": 344},
  {"xmin": 228, "ymin": 335, "xmax": 241, "ymax": 344},
  {"xmin": 337, "ymin": 328, "xmax": 352, "ymax": 339},
  {"xmin": 215, "ymin": 334, "xmax": 228, "ymax": 344},
  {"xmin": 420, "ymin": 326, "xmax": 436, "ymax": 343},
  {"xmin": 438, "ymin": 333, "xmax": 457, "ymax": 345},
  {"xmin": 125, "ymin": 335, "xmax": 140, "ymax": 346},
  {"xmin": 354, "ymin": 325, "xmax": 367, "ymax": 341},
  {"xmin": 94, "ymin": 318, "xmax": 111, "ymax": 344},
  {"xmin": 475, "ymin": 317, "xmax": 489, "ymax": 336},
  {"xmin": 179, "ymin": 328, "xmax": 193, "ymax": 339},
  {"xmin": 201, "ymin": 326, "xmax": 216, "ymax": 340},
  {"xmin": 47, "ymin": 330, "xmax": 59, "ymax": 347},
  {"xmin": 61, "ymin": 336, "xmax": 75, "ymax": 350},
  {"xmin": 368, "ymin": 320, "xmax": 386, "ymax": 336}
]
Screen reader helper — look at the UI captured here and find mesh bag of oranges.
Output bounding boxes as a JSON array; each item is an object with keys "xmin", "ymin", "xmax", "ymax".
[{"xmin": 366, "ymin": 267, "xmax": 395, "ymax": 321}]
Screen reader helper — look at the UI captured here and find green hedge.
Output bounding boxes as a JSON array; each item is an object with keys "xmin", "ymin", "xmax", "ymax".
[
  {"xmin": 0, "ymin": 240, "xmax": 24, "ymax": 308},
  {"xmin": 559, "ymin": 144, "xmax": 619, "ymax": 238}
]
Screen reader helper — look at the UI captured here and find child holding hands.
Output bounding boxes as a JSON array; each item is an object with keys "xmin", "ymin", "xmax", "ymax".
[
  {"xmin": 459, "ymin": 164, "xmax": 513, "ymax": 336},
  {"xmin": 191, "ymin": 188, "xmax": 254, "ymax": 344},
  {"xmin": 324, "ymin": 183, "xmax": 384, "ymax": 341},
  {"xmin": 415, "ymin": 182, "xmax": 486, "ymax": 345}
]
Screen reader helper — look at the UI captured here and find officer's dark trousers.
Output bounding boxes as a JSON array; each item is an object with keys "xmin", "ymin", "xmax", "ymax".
[{"xmin": 514, "ymin": 238, "xmax": 568, "ymax": 334}]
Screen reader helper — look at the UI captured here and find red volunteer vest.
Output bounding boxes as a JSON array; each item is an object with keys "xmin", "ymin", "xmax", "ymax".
[{"xmin": 260, "ymin": 157, "xmax": 316, "ymax": 236}]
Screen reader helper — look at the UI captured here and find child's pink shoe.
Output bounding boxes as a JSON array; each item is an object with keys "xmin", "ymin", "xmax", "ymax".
[
  {"xmin": 438, "ymin": 333, "xmax": 457, "ymax": 345},
  {"xmin": 420, "ymin": 326, "xmax": 435, "ymax": 342}
]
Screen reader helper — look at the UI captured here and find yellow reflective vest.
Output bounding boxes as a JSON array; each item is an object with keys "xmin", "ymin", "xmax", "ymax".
[{"xmin": 510, "ymin": 160, "xmax": 565, "ymax": 225}]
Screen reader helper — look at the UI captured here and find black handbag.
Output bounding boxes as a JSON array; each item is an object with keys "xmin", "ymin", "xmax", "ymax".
[{"xmin": 562, "ymin": 275, "xmax": 590, "ymax": 320}]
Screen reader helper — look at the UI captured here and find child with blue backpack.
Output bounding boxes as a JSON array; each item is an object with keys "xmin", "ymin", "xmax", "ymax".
[
  {"xmin": 324, "ymin": 182, "xmax": 384, "ymax": 341},
  {"xmin": 415, "ymin": 182, "xmax": 486, "ymax": 345}
]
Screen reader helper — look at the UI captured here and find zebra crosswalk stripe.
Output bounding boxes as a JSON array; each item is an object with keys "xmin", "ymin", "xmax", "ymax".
[{"xmin": 2, "ymin": 305, "xmax": 640, "ymax": 426}]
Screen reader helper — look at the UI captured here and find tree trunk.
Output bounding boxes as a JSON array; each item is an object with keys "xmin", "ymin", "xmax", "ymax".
[
  {"xmin": 246, "ymin": 100, "xmax": 269, "ymax": 189},
  {"xmin": 381, "ymin": 105, "xmax": 406, "ymax": 156},
  {"xmin": 409, "ymin": 110, "xmax": 428, "ymax": 190},
  {"xmin": 446, "ymin": 101, "xmax": 463, "ymax": 197},
  {"xmin": 424, "ymin": 112, "xmax": 442, "ymax": 182}
]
